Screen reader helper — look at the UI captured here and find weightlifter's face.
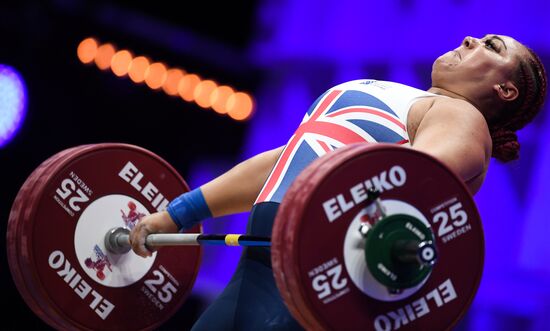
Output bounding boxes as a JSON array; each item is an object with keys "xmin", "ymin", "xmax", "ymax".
[{"xmin": 431, "ymin": 34, "xmax": 528, "ymax": 99}]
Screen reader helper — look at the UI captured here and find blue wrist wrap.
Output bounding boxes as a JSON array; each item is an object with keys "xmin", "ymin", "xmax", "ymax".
[{"xmin": 166, "ymin": 188, "xmax": 212, "ymax": 231}]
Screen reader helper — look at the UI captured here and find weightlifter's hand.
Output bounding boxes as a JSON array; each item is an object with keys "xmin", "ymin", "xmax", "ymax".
[{"xmin": 129, "ymin": 211, "xmax": 178, "ymax": 257}]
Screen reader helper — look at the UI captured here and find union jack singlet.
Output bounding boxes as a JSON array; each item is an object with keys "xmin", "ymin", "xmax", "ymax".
[{"xmin": 255, "ymin": 80, "xmax": 438, "ymax": 204}]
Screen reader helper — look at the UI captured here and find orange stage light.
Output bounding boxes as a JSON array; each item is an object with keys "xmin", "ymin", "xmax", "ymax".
[
  {"xmin": 94, "ymin": 43, "xmax": 116, "ymax": 71},
  {"xmin": 194, "ymin": 80, "xmax": 218, "ymax": 109},
  {"xmin": 227, "ymin": 92, "xmax": 254, "ymax": 121},
  {"xmin": 178, "ymin": 74, "xmax": 201, "ymax": 102},
  {"xmin": 162, "ymin": 69, "xmax": 185, "ymax": 96},
  {"xmin": 210, "ymin": 86, "xmax": 234, "ymax": 114},
  {"xmin": 111, "ymin": 50, "xmax": 133, "ymax": 77},
  {"xmin": 77, "ymin": 38, "xmax": 98, "ymax": 64},
  {"xmin": 78, "ymin": 37, "xmax": 255, "ymax": 121},
  {"xmin": 128, "ymin": 56, "xmax": 150, "ymax": 83},
  {"xmin": 144, "ymin": 62, "xmax": 168, "ymax": 90}
]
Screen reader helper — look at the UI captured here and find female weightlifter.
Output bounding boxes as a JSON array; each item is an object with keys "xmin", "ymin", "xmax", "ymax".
[{"xmin": 129, "ymin": 34, "xmax": 547, "ymax": 331}]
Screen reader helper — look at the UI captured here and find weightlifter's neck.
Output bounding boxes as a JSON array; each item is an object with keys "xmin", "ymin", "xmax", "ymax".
[{"xmin": 427, "ymin": 86, "xmax": 482, "ymax": 111}]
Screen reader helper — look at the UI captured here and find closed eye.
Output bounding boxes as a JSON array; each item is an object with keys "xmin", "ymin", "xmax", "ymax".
[{"xmin": 484, "ymin": 39, "xmax": 500, "ymax": 53}]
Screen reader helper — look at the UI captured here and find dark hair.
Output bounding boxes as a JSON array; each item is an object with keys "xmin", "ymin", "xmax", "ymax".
[{"xmin": 491, "ymin": 46, "xmax": 547, "ymax": 162}]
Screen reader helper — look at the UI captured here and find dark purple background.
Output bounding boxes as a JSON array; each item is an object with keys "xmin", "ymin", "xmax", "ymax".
[{"xmin": 1, "ymin": 0, "xmax": 548, "ymax": 330}]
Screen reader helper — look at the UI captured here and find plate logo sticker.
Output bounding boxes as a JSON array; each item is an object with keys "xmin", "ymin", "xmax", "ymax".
[
  {"xmin": 84, "ymin": 245, "xmax": 113, "ymax": 281},
  {"xmin": 120, "ymin": 200, "xmax": 146, "ymax": 229}
]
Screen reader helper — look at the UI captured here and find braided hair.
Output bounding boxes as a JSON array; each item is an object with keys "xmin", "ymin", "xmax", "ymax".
[{"xmin": 490, "ymin": 47, "xmax": 547, "ymax": 162}]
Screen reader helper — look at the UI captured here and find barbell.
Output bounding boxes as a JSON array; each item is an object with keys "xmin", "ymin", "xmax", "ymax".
[{"xmin": 6, "ymin": 142, "xmax": 484, "ymax": 330}]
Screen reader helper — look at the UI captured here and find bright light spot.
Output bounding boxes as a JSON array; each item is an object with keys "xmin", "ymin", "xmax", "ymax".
[
  {"xmin": 128, "ymin": 56, "xmax": 150, "ymax": 83},
  {"xmin": 194, "ymin": 80, "xmax": 218, "ymax": 109},
  {"xmin": 178, "ymin": 74, "xmax": 201, "ymax": 102},
  {"xmin": 94, "ymin": 43, "xmax": 116, "ymax": 71},
  {"xmin": 77, "ymin": 38, "xmax": 98, "ymax": 64},
  {"xmin": 0, "ymin": 65, "xmax": 27, "ymax": 148},
  {"xmin": 210, "ymin": 85, "xmax": 234, "ymax": 114},
  {"xmin": 162, "ymin": 69, "xmax": 185, "ymax": 96},
  {"xmin": 144, "ymin": 62, "xmax": 168, "ymax": 90},
  {"xmin": 227, "ymin": 92, "xmax": 254, "ymax": 121},
  {"xmin": 110, "ymin": 50, "xmax": 133, "ymax": 77}
]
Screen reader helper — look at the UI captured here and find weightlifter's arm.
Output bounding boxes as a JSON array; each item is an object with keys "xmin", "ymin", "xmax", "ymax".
[
  {"xmin": 409, "ymin": 98, "xmax": 492, "ymax": 195},
  {"xmin": 130, "ymin": 146, "xmax": 284, "ymax": 256},
  {"xmin": 201, "ymin": 146, "xmax": 284, "ymax": 216}
]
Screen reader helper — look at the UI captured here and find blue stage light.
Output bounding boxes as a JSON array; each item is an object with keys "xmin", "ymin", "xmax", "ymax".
[{"xmin": 0, "ymin": 64, "xmax": 27, "ymax": 148}]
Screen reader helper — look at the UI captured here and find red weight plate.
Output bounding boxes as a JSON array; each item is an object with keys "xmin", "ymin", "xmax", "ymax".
[
  {"xmin": 16, "ymin": 145, "xmax": 113, "ymax": 330},
  {"xmin": 278, "ymin": 143, "xmax": 377, "ymax": 329},
  {"xmin": 9, "ymin": 146, "xmax": 128, "ymax": 330},
  {"xmin": 17, "ymin": 144, "xmax": 203, "ymax": 330},
  {"xmin": 10, "ymin": 143, "xmax": 202, "ymax": 331},
  {"xmin": 272, "ymin": 200, "xmax": 312, "ymax": 329},
  {"xmin": 272, "ymin": 143, "xmax": 367, "ymax": 330},
  {"xmin": 14, "ymin": 145, "xmax": 112, "ymax": 330},
  {"xmin": 8, "ymin": 145, "xmax": 86, "ymax": 330},
  {"xmin": 276, "ymin": 143, "xmax": 484, "ymax": 331}
]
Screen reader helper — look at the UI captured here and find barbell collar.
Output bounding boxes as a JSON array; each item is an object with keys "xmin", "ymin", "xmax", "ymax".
[{"xmin": 392, "ymin": 239, "xmax": 438, "ymax": 267}]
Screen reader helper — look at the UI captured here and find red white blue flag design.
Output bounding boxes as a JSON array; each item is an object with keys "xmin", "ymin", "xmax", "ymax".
[{"xmin": 256, "ymin": 88, "xmax": 409, "ymax": 204}]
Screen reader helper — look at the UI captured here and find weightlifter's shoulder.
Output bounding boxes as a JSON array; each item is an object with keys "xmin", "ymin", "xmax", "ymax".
[
  {"xmin": 411, "ymin": 96, "xmax": 492, "ymax": 193},
  {"xmin": 423, "ymin": 97, "xmax": 490, "ymax": 137}
]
